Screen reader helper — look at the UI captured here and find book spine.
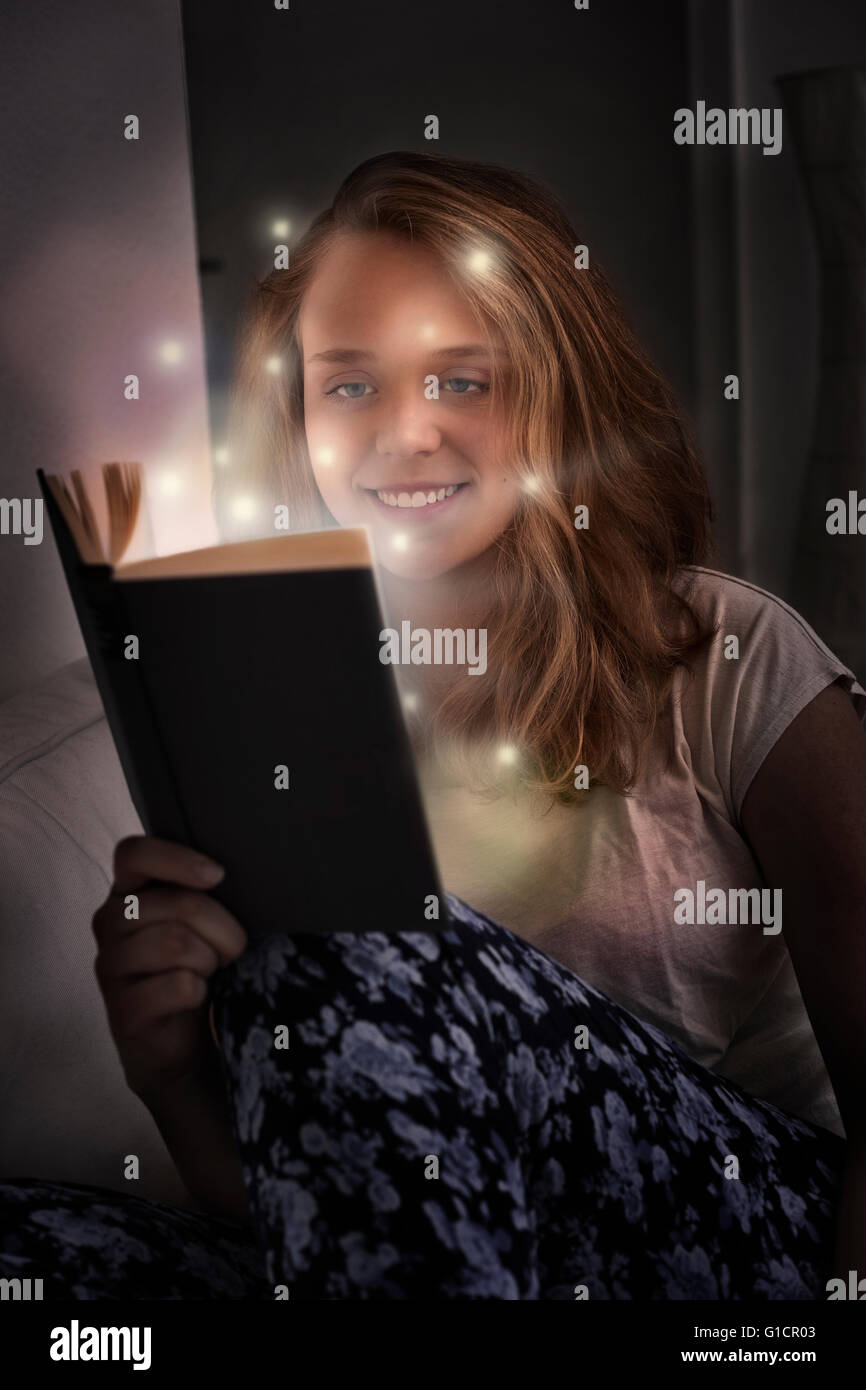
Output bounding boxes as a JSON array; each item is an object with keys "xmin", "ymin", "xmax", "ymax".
[
  {"xmin": 76, "ymin": 568, "xmax": 193, "ymax": 848},
  {"xmin": 37, "ymin": 466, "xmax": 191, "ymax": 848},
  {"xmin": 78, "ymin": 565, "xmax": 126, "ymax": 655}
]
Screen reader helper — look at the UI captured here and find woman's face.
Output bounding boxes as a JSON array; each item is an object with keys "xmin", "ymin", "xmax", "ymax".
[{"xmin": 299, "ymin": 230, "xmax": 521, "ymax": 582}]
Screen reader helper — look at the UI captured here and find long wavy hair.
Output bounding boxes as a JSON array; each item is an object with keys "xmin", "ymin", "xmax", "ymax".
[{"xmin": 221, "ymin": 150, "xmax": 719, "ymax": 803}]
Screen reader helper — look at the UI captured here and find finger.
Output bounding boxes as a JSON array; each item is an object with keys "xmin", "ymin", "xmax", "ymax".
[
  {"xmin": 111, "ymin": 835, "xmax": 225, "ymax": 896},
  {"xmin": 208, "ymin": 1000, "xmax": 223, "ymax": 1055},
  {"xmin": 110, "ymin": 970, "xmax": 209, "ymax": 1041},
  {"xmin": 94, "ymin": 883, "xmax": 247, "ymax": 959},
  {"xmin": 96, "ymin": 921, "xmax": 220, "ymax": 983}
]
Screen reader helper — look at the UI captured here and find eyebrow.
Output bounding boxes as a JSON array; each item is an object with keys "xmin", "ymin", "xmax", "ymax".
[{"xmin": 306, "ymin": 344, "xmax": 496, "ymax": 365}]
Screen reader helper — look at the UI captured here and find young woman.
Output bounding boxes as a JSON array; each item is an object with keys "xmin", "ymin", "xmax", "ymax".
[{"xmin": 3, "ymin": 151, "xmax": 866, "ymax": 1300}]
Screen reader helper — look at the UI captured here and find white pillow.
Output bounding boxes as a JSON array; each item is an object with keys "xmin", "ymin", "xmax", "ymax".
[{"xmin": 0, "ymin": 658, "xmax": 190, "ymax": 1207}]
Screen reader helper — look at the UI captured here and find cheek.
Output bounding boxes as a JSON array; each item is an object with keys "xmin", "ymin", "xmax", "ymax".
[
  {"xmin": 473, "ymin": 420, "xmax": 519, "ymax": 506},
  {"xmin": 304, "ymin": 400, "xmax": 360, "ymax": 498},
  {"xmin": 304, "ymin": 395, "xmax": 337, "ymax": 454},
  {"xmin": 478, "ymin": 487, "xmax": 521, "ymax": 546},
  {"xmin": 466, "ymin": 400, "xmax": 513, "ymax": 479}
]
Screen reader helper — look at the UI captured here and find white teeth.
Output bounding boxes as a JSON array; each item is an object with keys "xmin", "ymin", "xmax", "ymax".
[{"xmin": 374, "ymin": 484, "xmax": 462, "ymax": 508}]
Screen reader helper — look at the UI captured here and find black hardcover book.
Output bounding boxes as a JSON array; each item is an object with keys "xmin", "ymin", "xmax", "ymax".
[{"xmin": 37, "ymin": 466, "xmax": 447, "ymax": 938}]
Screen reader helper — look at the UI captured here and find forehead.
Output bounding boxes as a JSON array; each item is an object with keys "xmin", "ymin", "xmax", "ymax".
[{"xmin": 298, "ymin": 231, "xmax": 490, "ymax": 353}]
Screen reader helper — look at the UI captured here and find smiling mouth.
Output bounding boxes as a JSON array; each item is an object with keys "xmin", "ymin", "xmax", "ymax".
[{"xmin": 366, "ymin": 482, "xmax": 470, "ymax": 511}]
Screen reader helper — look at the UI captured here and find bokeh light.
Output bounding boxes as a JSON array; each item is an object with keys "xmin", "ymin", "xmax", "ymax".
[
  {"xmin": 229, "ymin": 495, "xmax": 260, "ymax": 522},
  {"xmin": 157, "ymin": 340, "xmax": 185, "ymax": 366}
]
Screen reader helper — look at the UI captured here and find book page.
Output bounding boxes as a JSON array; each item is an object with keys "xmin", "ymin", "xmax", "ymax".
[{"xmin": 115, "ymin": 527, "xmax": 371, "ymax": 579}]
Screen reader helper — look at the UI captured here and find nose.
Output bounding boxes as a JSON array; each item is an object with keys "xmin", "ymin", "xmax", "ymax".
[{"xmin": 375, "ymin": 387, "xmax": 442, "ymax": 461}]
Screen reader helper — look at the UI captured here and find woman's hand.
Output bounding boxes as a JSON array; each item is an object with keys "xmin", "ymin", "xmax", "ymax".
[{"xmin": 92, "ymin": 834, "xmax": 248, "ymax": 1103}]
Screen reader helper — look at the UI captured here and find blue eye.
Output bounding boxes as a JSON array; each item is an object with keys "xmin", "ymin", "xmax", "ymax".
[
  {"xmin": 443, "ymin": 377, "xmax": 484, "ymax": 394},
  {"xmin": 328, "ymin": 381, "xmax": 372, "ymax": 400},
  {"xmin": 323, "ymin": 377, "xmax": 488, "ymax": 404}
]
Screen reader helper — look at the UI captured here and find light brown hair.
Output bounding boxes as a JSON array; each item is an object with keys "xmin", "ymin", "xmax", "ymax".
[{"xmin": 223, "ymin": 150, "xmax": 719, "ymax": 802}]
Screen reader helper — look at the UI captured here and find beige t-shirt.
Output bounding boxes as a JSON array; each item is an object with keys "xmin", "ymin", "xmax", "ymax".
[{"xmin": 417, "ymin": 566, "xmax": 866, "ymax": 1138}]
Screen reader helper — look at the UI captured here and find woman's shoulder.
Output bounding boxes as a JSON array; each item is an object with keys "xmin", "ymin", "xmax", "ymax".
[
  {"xmin": 668, "ymin": 565, "xmax": 866, "ymax": 824},
  {"xmin": 672, "ymin": 564, "xmax": 863, "ymax": 673},
  {"xmin": 673, "ymin": 564, "xmax": 821, "ymax": 636}
]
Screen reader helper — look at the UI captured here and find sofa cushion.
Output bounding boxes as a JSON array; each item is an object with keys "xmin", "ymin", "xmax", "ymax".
[{"xmin": 0, "ymin": 657, "xmax": 190, "ymax": 1207}]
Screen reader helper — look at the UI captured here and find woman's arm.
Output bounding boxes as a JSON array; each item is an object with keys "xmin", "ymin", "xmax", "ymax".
[
  {"xmin": 92, "ymin": 834, "xmax": 253, "ymax": 1230},
  {"xmin": 139, "ymin": 1048, "xmax": 253, "ymax": 1231},
  {"xmin": 740, "ymin": 678, "xmax": 866, "ymax": 1282}
]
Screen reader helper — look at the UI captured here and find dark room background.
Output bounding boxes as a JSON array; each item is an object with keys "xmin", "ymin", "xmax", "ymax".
[
  {"xmin": 184, "ymin": 0, "xmax": 866, "ymax": 681},
  {"xmin": 0, "ymin": 0, "xmax": 864, "ymax": 1204},
  {"xmin": 1, "ymin": 0, "xmax": 865, "ymax": 699}
]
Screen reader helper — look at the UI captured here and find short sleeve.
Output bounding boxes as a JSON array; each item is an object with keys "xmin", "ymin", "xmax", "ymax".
[{"xmin": 675, "ymin": 568, "xmax": 866, "ymax": 828}]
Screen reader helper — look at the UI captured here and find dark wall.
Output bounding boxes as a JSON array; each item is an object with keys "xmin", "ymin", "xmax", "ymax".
[
  {"xmin": 684, "ymin": 0, "xmax": 866, "ymax": 673},
  {"xmin": 3, "ymin": 1, "xmax": 864, "ymax": 699},
  {"xmin": 735, "ymin": 0, "xmax": 866, "ymax": 600},
  {"xmin": 0, "ymin": 0, "xmax": 209, "ymax": 701},
  {"xmin": 179, "ymin": 0, "xmax": 696, "ymax": 443}
]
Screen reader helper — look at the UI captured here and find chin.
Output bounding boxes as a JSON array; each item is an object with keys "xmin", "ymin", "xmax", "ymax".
[
  {"xmin": 368, "ymin": 533, "xmax": 469, "ymax": 582},
  {"xmin": 377, "ymin": 553, "xmax": 458, "ymax": 583}
]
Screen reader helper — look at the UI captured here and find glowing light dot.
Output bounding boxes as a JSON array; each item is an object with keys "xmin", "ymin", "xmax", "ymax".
[
  {"xmin": 230, "ymin": 495, "xmax": 259, "ymax": 521},
  {"xmin": 391, "ymin": 533, "xmax": 410, "ymax": 553},
  {"xmin": 157, "ymin": 341, "xmax": 184, "ymax": 366},
  {"xmin": 317, "ymin": 447, "xmax": 335, "ymax": 467},
  {"xmin": 467, "ymin": 249, "xmax": 493, "ymax": 274},
  {"xmin": 402, "ymin": 692, "xmax": 419, "ymax": 713},
  {"xmin": 522, "ymin": 474, "xmax": 542, "ymax": 494},
  {"xmin": 497, "ymin": 744, "xmax": 519, "ymax": 766},
  {"xmin": 272, "ymin": 219, "xmax": 291, "ymax": 238},
  {"xmin": 265, "ymin": 356, "xmax": 283, "ymax": 375},
  {"xmin": 418, "ymin": 322, "xmax": 437, "ymax": 341},
  {"xmin": 155, "ymin": 471, "xmax": 184, "ymax": 497},
  {"xmin": 214, "ymin": 447, "xmax": 230, "ymax": 466}
]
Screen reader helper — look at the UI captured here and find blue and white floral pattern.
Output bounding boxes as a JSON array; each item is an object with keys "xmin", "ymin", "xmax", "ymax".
[{"xmin": 0, "ymin": 894, "xmax": 844, "ymax": 1299}]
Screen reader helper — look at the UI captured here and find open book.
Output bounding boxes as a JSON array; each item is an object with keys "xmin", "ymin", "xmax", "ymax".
[{"xmin": 37, "ymin": 463, "xmax": 446, "ymax": 938}]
